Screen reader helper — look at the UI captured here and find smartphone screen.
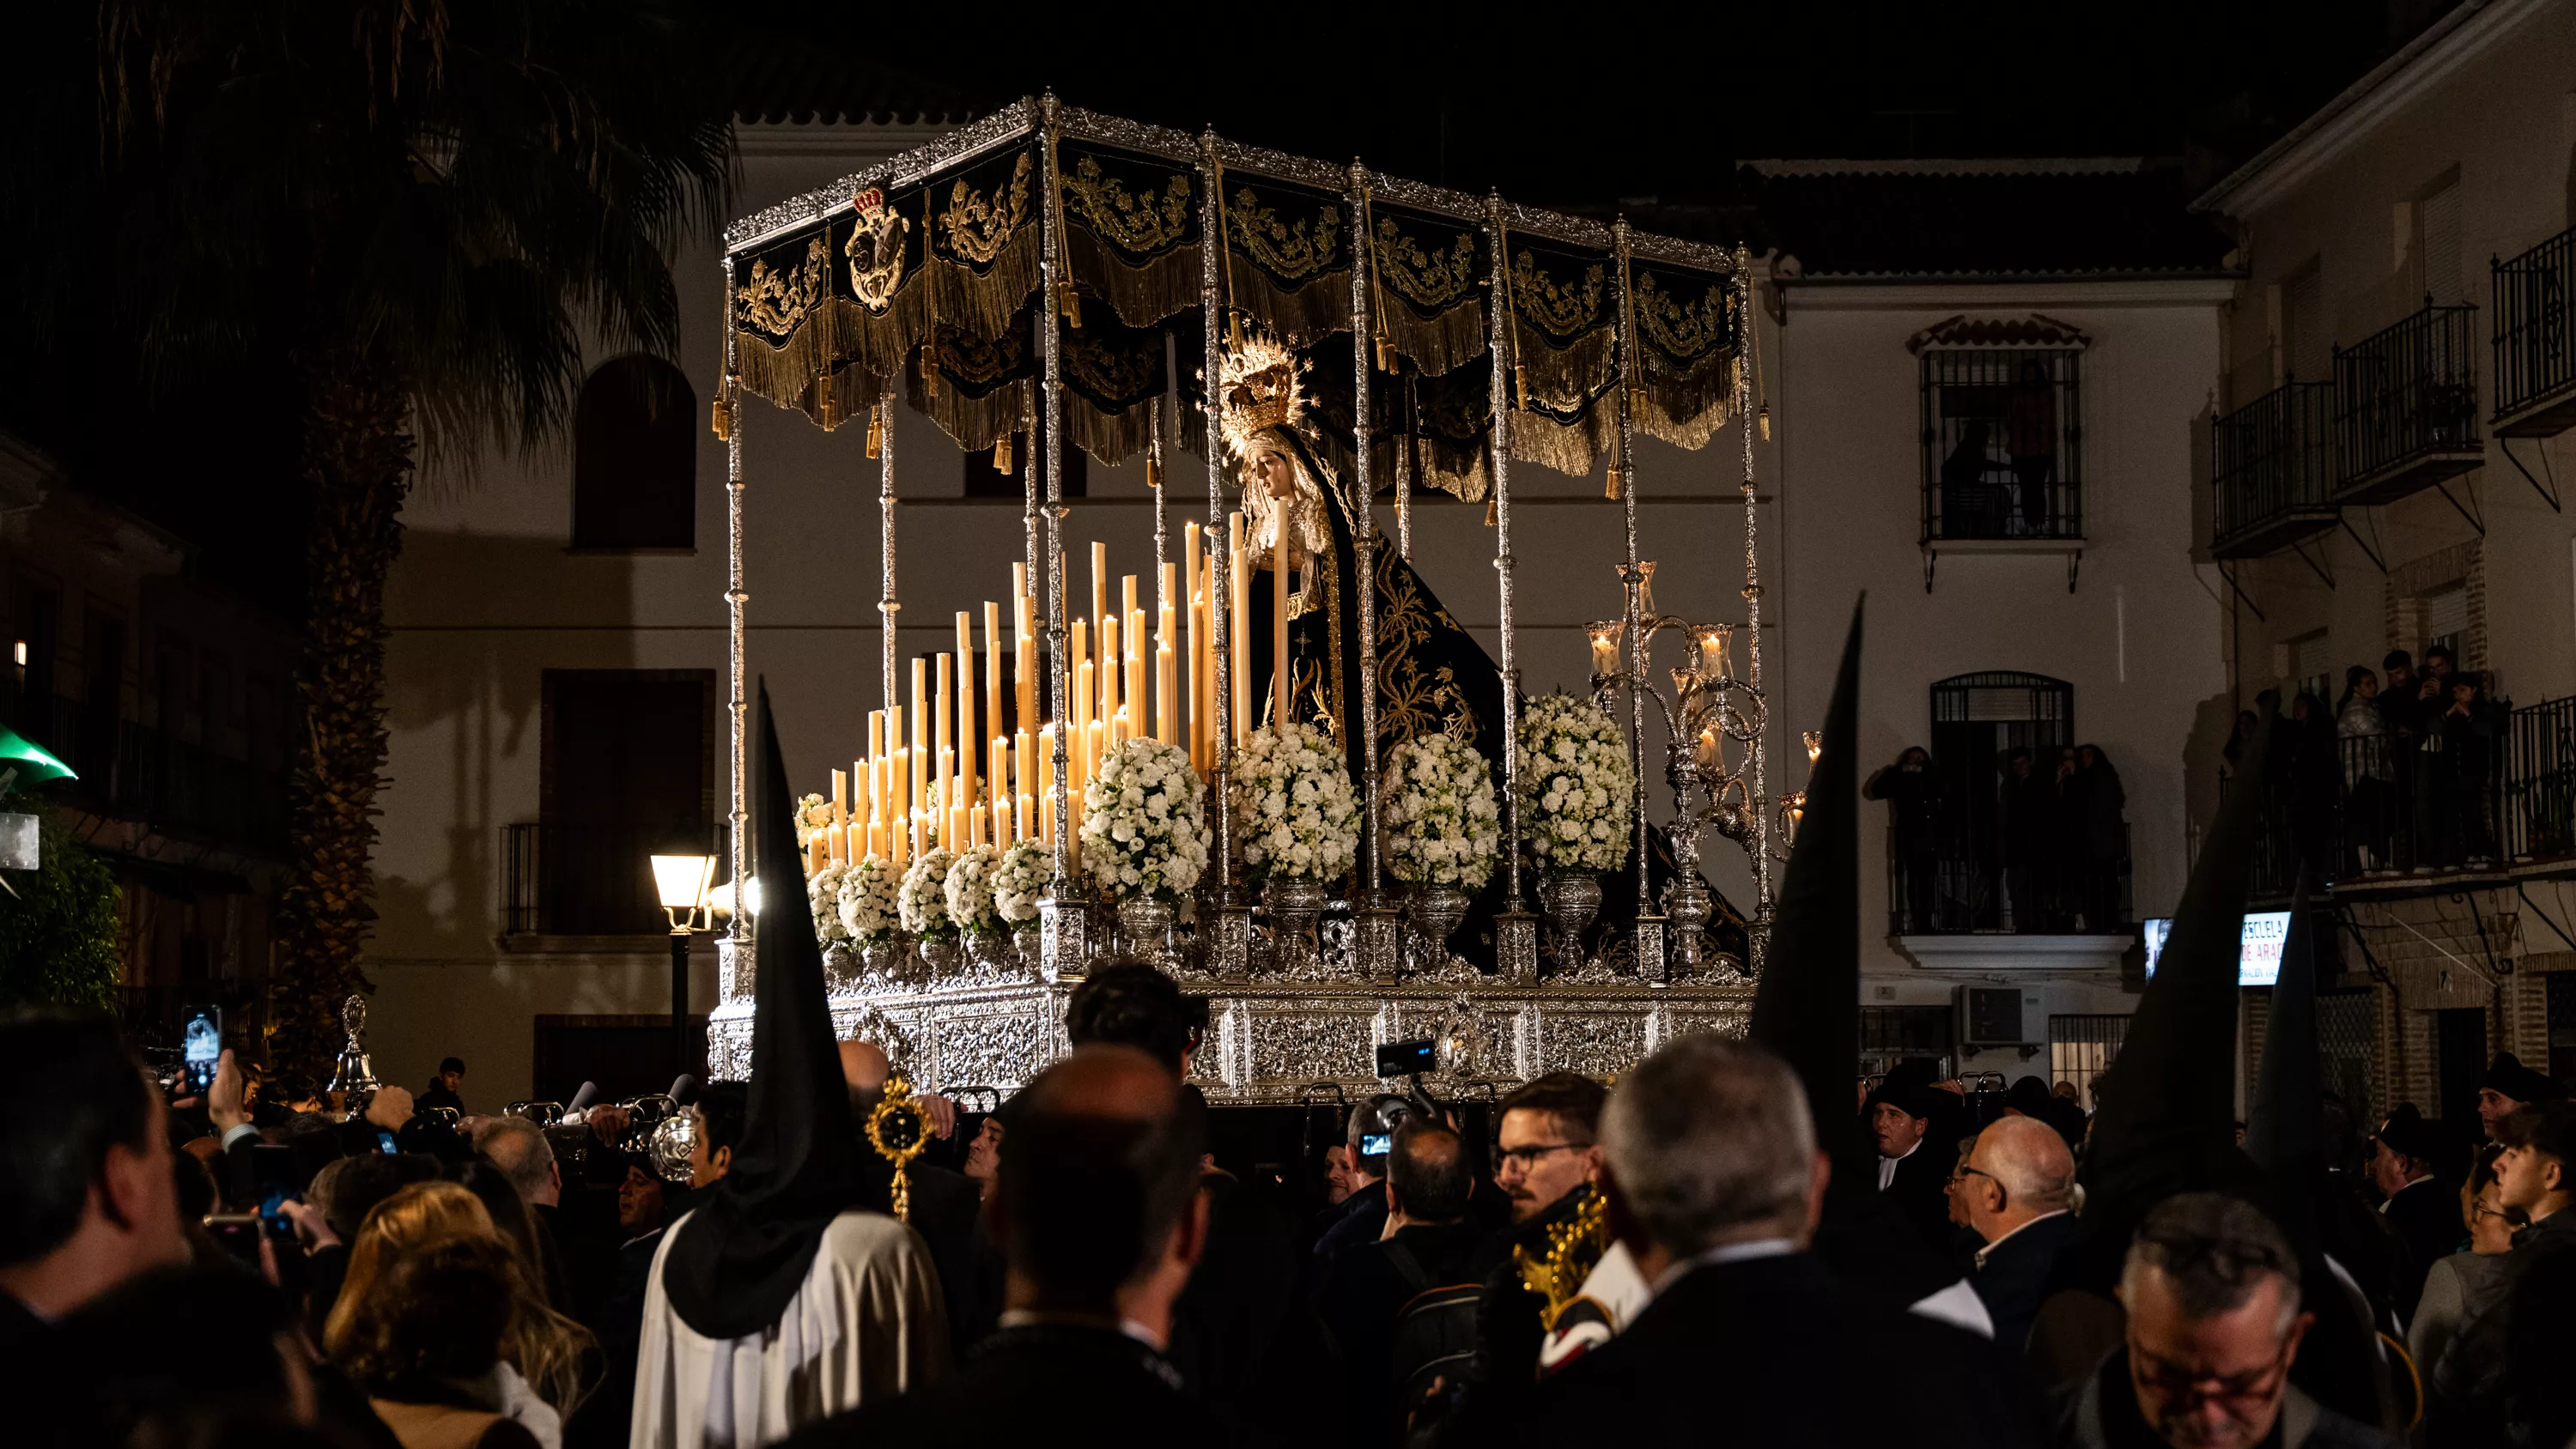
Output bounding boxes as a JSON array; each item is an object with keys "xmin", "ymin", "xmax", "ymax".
[
  {"xmin": 180, "ymin": 1005, "xmax": 222, "ymax": 1095},
  {"xmin": 1361, "ymin": 1132, "xmax": 1392, "ymax": 1157}
]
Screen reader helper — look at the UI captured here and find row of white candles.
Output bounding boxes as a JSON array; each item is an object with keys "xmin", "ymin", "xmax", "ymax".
[{"xmin": 801, "ymin": 512, "xmax": 1300, "ymax": 876}]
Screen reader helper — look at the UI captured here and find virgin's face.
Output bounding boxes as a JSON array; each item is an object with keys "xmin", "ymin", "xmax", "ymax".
[{"xmin": 1250, "ymin": 447, "xmax": 1297, "ymax": 500}]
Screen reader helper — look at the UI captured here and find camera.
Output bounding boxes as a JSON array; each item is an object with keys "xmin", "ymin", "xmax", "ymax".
[{"xmin": 1376, "ymin": 1038, "xmax": 1437, "ymax": 1079}]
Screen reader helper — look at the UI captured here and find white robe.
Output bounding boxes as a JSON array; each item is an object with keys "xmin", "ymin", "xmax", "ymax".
[{"xmin": 630, "ymin": 1208, "xmax": 949, "ymax": 1449}]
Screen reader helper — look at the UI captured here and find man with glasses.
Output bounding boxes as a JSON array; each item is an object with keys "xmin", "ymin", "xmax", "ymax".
[
  {"xmin": 1955, "ymin": 1116, "xmax": 2078, "ymax": 1368},
  {"xmin": 2045, "ymin": 1191, "xmax": 2395, "ymax": 1449},
  {"xmin": 1451, "ymin": 1073, "xmax": 1610, "ymax": 1403}
]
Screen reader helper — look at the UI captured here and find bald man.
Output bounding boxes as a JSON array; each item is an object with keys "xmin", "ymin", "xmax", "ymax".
[
  {"xmin": 838, "ymin": 1037, "xmax": 992, "ymax": 1355},
  {"xmin": 1957, "ymin": 1115, "xmax": 2079, "ymax": 1364},
  {"xmin": 783, "ymin": 1045, "xmax": 1214, "ymax": 1448}
]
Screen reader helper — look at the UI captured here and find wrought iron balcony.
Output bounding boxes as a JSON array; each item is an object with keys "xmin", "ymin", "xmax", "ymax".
[
  {"xmin": 2237, "ymin": 694, "xmax": 2576, "ymax": 901},
  {"xmin": 2494, "ymin": 225, "xmax": 2576, "ymax": 436},
  {"xmin": 2331, "ymin": 301, "xmax": 2482, "ymax": 505},
  {"xmin": 504, "ymin": 822, "xmax": 726, "ymax": 937},
  {"xmin": 2212, "ymin": 380, "xmax": 2337, "ymax": 559},
  {"xmin": 1885, "ymin": 817, "xmax": 2130, "ymax": 937}
]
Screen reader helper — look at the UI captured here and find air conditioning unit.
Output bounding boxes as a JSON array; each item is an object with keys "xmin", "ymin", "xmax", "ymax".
[{"xmin": 1956, "ymin": 985, "xmax": 2043, "ymax": 1052}]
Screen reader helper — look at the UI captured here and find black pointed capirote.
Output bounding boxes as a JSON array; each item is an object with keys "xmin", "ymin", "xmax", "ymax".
[{"xmin": 661, "ymin": 681, "xmax": 866, "ymax": 1340}]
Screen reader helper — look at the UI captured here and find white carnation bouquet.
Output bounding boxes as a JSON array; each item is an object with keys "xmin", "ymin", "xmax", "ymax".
[
  {"xmin": 1384, "ymin": 731, "xmax": 1500, "ymax": 890},
  {"xmin": 807, "ymin": 859, "xmax": 852, "ymax": 946},
  {"xmin": 943, "ymin": 843, "xmax": 1004, "ymax": 937},
  {"xmin": 991, "ymin": 840, "xmax": 1051, "ymax": 925},
  {"xmin": 1229, "ymin": 719, "xmax": 1359, "ymax": 882},
  {"xmin": 1516, "ymin": 693, "xmax": 1635, "ymax": 873},
  {"xmin": 1079, "ymin": 737, "xmax": 1210, "ymax": 902},
  {"xmin": 793, "ymin": 793, "xmax": 835, "ymax": 850},
  {"xmin": 835, "ymin": 856, "xmax": 899, "ymax": 943},
  {"xmin": 899, "ymin": 845, "xmax": 958, "ymax": 938}
]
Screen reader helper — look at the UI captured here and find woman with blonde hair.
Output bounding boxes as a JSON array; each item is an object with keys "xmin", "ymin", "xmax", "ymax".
[{"xmin": 325, "ymin": 1181, "xmax": 594, "ymax": 1446}]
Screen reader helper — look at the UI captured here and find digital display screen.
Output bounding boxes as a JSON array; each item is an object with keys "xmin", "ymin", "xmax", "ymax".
[
  {"xmin": 181, "ymin": 1006, "xmax": 222, "ymax": 1094},
  {"xmin": 1360, "ymin": 1132, "xmax": 1392, "ymax": 1157},
  {"xmin": 2142, "ymin": 912, "xmax": 2289, "ymax": 988}
]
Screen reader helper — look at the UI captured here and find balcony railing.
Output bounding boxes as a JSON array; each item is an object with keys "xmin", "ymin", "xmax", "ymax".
[
  {"xmin": 2332, "ymin": 300, "xmax": 2482, "ymax": 504},
  {"xmin": 2236, "ymin": 696, "xmax": 2574, "ymax": 900},
  {"xmin": 1886, "ymin": 818, "xmax": 2130, "ymax": 937},
  {"xmin": 2213, "ymin": 380, "xmax": 2338, "ymax": 559},
  {"xmin": 504, "ymin": 822, "xmax": 726, "ymax": 937},
  {"xmin": 2494, "ymin": 225, "xmax": 2576, "ymax": 434}
]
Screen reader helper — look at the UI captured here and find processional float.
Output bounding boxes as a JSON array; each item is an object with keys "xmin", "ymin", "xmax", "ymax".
[{"xmin": 705, "ymin": 96, "xmax": 1795, "ymax": 1100}]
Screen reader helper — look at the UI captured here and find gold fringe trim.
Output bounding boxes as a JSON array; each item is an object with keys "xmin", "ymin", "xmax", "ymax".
[
  {"xmin": 1635, "ymin": 354, "xmax": 1740, "ymax": 452},
  {"xmin": 1072, "ymin": 398, "xmax": 1157, "ymax": 466},
  {"xmin": 1511, "ymin": 321, "xmax": 1618, "ymax": 409},
  {"xmin": 1381, "ymin": 300, "xmax": 1488, "ymax": 379},
  {"xmin": 729, "ymin": 240, "xmax": 1043, "ymax": 415},
  {"xmin": 1233, "ymin": 264, "xmax": 1352, "ymax": 347},
  {"xmin": 1510, "ymin": 407, "xmax": 1618, "ymax": 478},
  {"xmin": 1066, "ymin": 233, "xmax": 1202, "ymax": 330},
  {"xmin": 906, "ymin": 371, "xmax": 1024, "ymax": 455}
]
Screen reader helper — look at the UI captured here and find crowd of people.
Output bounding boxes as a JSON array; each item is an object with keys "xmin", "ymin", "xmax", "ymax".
[
  {"xmin": 2229, "ymin": 644, "xmax": 2509, "ymax": 878},
  {"xmin": 1869, "ymin": 741, "xmax": 2128, "ymax": 933},
  {"xmin": 9, "ymin": 658, "xmax": 2575, "ymax": 1449},
  {"xmin": 12, "ymin": 961, "xmax": 2573, "ymax": 1449}
]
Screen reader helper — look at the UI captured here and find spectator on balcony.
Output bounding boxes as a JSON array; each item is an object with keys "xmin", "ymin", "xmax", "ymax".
[
  {"xmin": 2380, "ymin": 652, "xmax": 2422, "ymax": 742},
  {"xmin": 2060, "ymin": 745, "xmax": 2126, "ymax": 931},
  {"xmin": 1939, "ymin": 421, "xmax": 2009, "ymax": 538},
  {"xmin": 2001, "ymin": 747, "xmax": 2057, "ymax": 931},
  {"xmin": 1865, "ymin": 747, "xmax": 1941, "ymax": 932},
  {"xmin": 2336, "ymin": 666, "xmax": 2394, "ymax": 872},
  {"xmin": 2004, "ymin": 361, "xmax": 2057, "ymax": 535},
  {"xmin": 2430, "ymin": 672, "xmax": 2498, "ymax": 865},
  {"xmin": 2221, "ymin": 709, "xmax": 2261, "ymax": 779}
]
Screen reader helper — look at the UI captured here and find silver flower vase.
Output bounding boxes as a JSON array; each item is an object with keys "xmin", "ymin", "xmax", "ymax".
[
  {"xmin": 1262, "ymin": 875, "xmax": 1328, "ymax": 976},
  {"xmin": 915, "ymin": 934, "xmax": 960, "ymax": 983},
  {"xmin": 1012, "ymin": 922, "xmax": 1042, "ymax": 976},
  {"xmin": 1406, "ymin": 884, "xmax": 1471, "ymax": 974},
  {"xmin": 822, "ymin": 941, "xmax": 860, "ymax": 992},
  {"xmin": 1535, "ymin": 869, "xmax": 1603, "ymax": 975},
  {"xmin": 965, "ymin": 929, "xmax": 1013, "ymax": 976},
  {"xmin": 1116, "ymin": 896, "xmax": 1177, "ymax": 968},
  {"xmin": 858, "ymin": 937, "xmax": 901, "ymax": 988}
]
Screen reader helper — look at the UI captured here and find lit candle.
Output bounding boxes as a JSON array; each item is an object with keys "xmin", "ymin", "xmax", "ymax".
[
  {"xmin": 909, "ymin": 661, "xmax": 927, "ymax": 818},
  {"xmin": 1229, "ymin": 512, "xmax": 1249, "ymax": 744},
  {"xmin": 1014, "ymin": 728, "xmax": 1033, "ymax": 830},
  {"xmin": 1157, "ymin": 567, "xmax": 1177, "ymax": 749},
  {"xmin": 1091, "ymin": 542, "xmax": 1109, "ymax": 686},
  {"xmin": 1013, "ymin": 577, "xmax": 1035, "ymax": 737},
  {"xmin": 1127, "ymin": 598, "xmax": 1146, "ymax": 744},
  {"xmin": 1590, "ymin": 623, "xmax": 1622, "ymax": 679},
  {"xmin": 991, "ymin": 735, "xmax": 1010, "ymax": 840},
  {"xmin": 1273, "ymin": 519, "xmax": 1290, "ymax": 731},
  {"xmin": 1099, "ymin": 612, "xmax": 1120, "ymax": 736},
  {"xmin": 1182, "ymin": 524, "xmax": 1201, "ymax": 765},
  {"xmin": 956, "ymin": 613, "xmax": 976, "ymax": 813},
  {"xmin": 935, "ymin": 652, "xmax": 954, "ymax": 824},
  {"xmin": 830, "ymin": 769, "xmax": 848, "ymax": 820},
  {"xmin": 970, "ymin": 802, "xmax": 987, "ymax": 849},
  {"xmin": 1074, "ymin": 656, "xmax": 1094, "ymax": 788},
  {"xmin": 983, "ymin": 602, "xmax": 1003, "ymax": 790},
  {"xmin": 1699, "ymin": 625, "xmax": 1733, "ymax": 682}
]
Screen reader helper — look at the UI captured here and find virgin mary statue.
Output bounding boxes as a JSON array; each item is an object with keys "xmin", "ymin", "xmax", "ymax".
[{"xmin": 1218, "ymin": 331, "xmax": 1747, "ymax": 971}]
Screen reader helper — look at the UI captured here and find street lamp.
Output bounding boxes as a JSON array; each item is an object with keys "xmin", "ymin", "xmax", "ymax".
[{"xmin": 651, "ymin": 853, "xmax": 717, "ymax": 1079}]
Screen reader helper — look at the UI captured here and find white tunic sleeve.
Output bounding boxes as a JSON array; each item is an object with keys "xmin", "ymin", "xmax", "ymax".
[{"xmin": 630, "ymin": 1208, "xmax": 951, "ymax": 1449}]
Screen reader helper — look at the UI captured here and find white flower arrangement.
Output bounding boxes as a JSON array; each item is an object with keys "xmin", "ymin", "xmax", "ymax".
[
  {"xmin": 943, "ymin": 843, "xmax": 1004, "ymax": 937},
  {"xmin": 835, "ymin": 856, "xmax": 899, "ymax": 943},
  {"xmin": 1079, "ymin": 737, "xmax": 1210, "ymax": 902},
  {"xmin": 793, "ymin": 793, "xmax": 835, "ymax": 850},
  {"xmin": 807, "ymin": 859, "xmax": 852, "ymax": 946},
  {"xmin": 899, "ymin": 846, "xmax": 958, "ymax": 938},
  {"xmin": 1516, "ymin": 692, "xmax": 1635, "ymax": 873},
  {"xmin": 991, "ymin": 840, "xmax": 1051, "ymax": 925},
  {"xmin": 1383, "ymin": 731, "xmax": 1500, "ymax": 890},
  {"xmin": 1229, "ymin": 719, "xmax": 1359, "ymax": 882}
]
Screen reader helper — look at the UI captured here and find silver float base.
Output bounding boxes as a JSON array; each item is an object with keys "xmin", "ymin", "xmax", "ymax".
[{"xmin": 706, "ymin": 977, "xmax": 1754, "ymax": 1102}]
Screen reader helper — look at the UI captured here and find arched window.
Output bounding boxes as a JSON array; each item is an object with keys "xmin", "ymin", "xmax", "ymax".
[{"xmin": 572, "ymin": 356, "xmax": 696, "ymax": 550}]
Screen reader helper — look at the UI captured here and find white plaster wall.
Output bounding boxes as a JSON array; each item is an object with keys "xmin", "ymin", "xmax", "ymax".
[{"xmin": 1771, "ymin": 282, "xmax": 2231, "ymax": 1040}]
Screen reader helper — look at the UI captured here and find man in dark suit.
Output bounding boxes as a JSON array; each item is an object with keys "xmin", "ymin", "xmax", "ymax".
[
  {"xmin": 1496, "ymin": 1034, "xmax": 2025, "ymax": 1449},
  {"xmin": 781, "ymin": 1045, "xmax": 1217, "ymax": 1449},
  {"xmin": 1871, "ymin": 1081, "xmax": 1959, "ymax": 1255},
  {"xmin": 1958, "ymin": 1114, "xmax": 2080, "ymax": 1365},
  {"xmin": 2370, "ymin": 1105, "xmax": 2457, "ymax": 1320}
]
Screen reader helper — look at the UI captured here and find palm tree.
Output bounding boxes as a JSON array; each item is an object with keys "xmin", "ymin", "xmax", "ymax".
[{"xmin": 95, "ymin": 1, "xmax": 732, "ymax": 1071}]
